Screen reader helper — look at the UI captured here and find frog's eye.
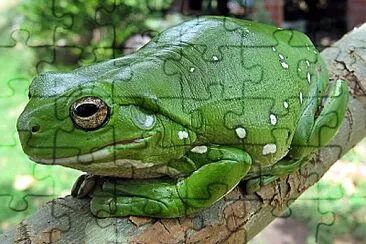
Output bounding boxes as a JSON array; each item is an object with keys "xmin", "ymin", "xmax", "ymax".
[{"xmin": 70, "ymin": 96, "xmax": 109, "ymax": 130}]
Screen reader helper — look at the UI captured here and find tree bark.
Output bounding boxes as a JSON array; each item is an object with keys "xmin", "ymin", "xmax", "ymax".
[{"xmin": 1, "ymin": 24, "xmax": 365, "ymax": 244}]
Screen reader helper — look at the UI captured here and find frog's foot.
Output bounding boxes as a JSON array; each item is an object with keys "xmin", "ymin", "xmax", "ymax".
[
  {"xmin": 291, "ymin": 79, "xmax": 349, "ymax": 158},
  {"xmin": 243, "ymin": 157, "xmax": 306, "ymax": 193},
  {"xmin": 91, "ymin": 178, "xmax": 187, "ymax": 218},
  {"xmin": 71, "ymin": 174, "xmax": 101, "ymax": 198},
  {"xmin": 90, "ymin": 146, "xmax": 252, "ymax": 218}
]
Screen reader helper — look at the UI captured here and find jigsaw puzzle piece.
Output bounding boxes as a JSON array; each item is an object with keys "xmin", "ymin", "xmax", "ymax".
[
  {"xmin": 151, "ymin": 17, "xmax": 279, "ymax": 63},
  {"xmin": 284, "ymin": 174, "xmax": 346, "ymax": 243},
  {"xmin": 16, "ymin": 1, "xmax": 73, "ymax": 48},
  {"xmin": 18, "ymin": 1, "xmax": 96, "ymax": 70},
  {"xmin": 0, "ymin": 29, "xmax": 56, "ymax": 73},
  {"xmin": 83, "ymin": 47, "xmax": 116, "ymax": 64},
  {"xmin": 0, "ymin": 171, "xmax": 56, "ymax": 229},
  {"xmin": 68, "ymin": 0, "xmax": 140, "ymax": 64},
  {"xmin": 270, "ymin": 28, "xmax": 322, "ymax": 87},
  {"xmin": 0, "ymin": 78, "xmax": 30, "ymax": 147},
  {"xmin": 35, "ymin": 45, "xmax": 84, "ymax": 73},
  {"xmin": 163, "ymin": 44, "xmax": 265, "ymax": 97}
]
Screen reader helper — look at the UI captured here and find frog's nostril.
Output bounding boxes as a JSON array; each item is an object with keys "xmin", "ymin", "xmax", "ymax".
[{"xmin": 31, "ymin": 125, "xmax": 40, "ymax": 133}]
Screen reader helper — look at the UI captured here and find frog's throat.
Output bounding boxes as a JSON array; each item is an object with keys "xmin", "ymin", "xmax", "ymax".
[{"xmin": 31, "ymin": 136, "xmax": 152, "ymax": 165}]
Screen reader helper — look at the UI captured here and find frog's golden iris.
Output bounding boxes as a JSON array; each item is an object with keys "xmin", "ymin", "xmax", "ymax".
[{"xmin": 70, "ymin": 96, "xmax": 110, "ymax": 130}]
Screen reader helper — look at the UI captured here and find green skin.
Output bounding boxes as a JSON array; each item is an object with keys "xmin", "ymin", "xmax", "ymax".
[{"xmin": 17, "ymin": 16, "xmax": 349, "ymax": 218}]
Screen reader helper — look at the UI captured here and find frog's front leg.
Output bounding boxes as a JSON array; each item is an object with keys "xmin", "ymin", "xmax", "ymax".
[
  {"xmin": 245, "ymin": 80, "xmax": 349, "ymax": 193},
  {"xmin": 91, "ymin": 146, "xmax": 252, "ymax": 218},
  {"xmin": 291, "ymin": 79, "xmax": 349, "ymax": 157}
]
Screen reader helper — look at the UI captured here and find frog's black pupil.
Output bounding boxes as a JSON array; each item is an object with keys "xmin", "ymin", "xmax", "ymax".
[{"xmin": 75, "ymin": 103, "xmax": 99, "ymax": 117}]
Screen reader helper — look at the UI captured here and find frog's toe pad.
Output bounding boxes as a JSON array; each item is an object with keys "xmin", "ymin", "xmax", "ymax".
[{"xmin": 71, "ymin": 174, "xmax": 100, "ymax": 198}]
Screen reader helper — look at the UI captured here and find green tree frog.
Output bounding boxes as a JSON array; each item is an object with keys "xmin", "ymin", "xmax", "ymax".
[{"xmin": 17, "ymin": 16, "xmax": 349, "ymax": 218}]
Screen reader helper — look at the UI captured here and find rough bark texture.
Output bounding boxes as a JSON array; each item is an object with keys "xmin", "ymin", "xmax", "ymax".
[{"xmin": 1, "ymin": 24, "xmax": 365, "ymax": 244}]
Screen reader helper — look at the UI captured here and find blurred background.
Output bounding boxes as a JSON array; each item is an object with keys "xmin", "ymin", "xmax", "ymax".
[{"xmin": 0, "ymin": 0, "xmax": 365, "ymax": 243}]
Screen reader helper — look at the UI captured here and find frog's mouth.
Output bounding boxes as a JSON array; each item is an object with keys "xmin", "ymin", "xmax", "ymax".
[{"xmin": 31, "ymin": 136, "xmax": 152, "ymax": 165}]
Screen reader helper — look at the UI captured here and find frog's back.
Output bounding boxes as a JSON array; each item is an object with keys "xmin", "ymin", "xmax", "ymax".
[{"xmin": 112, "ymin": 16, "xmax": 327, "ymax": 165}]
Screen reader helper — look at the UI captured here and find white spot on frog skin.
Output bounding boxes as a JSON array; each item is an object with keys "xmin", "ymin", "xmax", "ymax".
[
  {"xmin": 269, "ymin": 113, "xmax": 277, "ymax": 125},
  {"xmin": 279, "ymin": 54, "xmax": 288, "ymax": 69},
  {"xmin": 281, "ymin": 62, "xmax": 289, "ymax": 69},
  {"xmin": 306, "ymin": 60, "xmax": 310, "ymax": 67},
  {"xmin": 307, "ymin": 72, "xmax": 311, "ymax": 83},
  {"xmin": 298, "ymin": 68, "xmax": 302, "ymax": 72},
  {"xmin": 191, "ymin": 146, "xmax": 208, "ymax": 154},
  {"xmin": 189, "ymin": 67, "xmax": 195, "ymax": 73},
  {"xmin": 178, "ymin": 131, "xmax": 189, "ymax": 140},
  {"xmin": 212, "ymin": 56, "xmax": 219, "ymax": 61},
  {"xmin": 262, "ymin": 144, "xmax": 277, "ymax": 155},
  {"xmin": 300, "ymin": 92, "xmax": 303, "ymax": 104},
  {"xmin": 272, "ymin": 47, "xmax": 276, "ymax": 52},
  {"xmin": 283, "ymin": 101, "xmax": 289, "ymax": 109},
  {"xmin": 235, "ymin": 127, "xmax": 247, "ymax": 138}
]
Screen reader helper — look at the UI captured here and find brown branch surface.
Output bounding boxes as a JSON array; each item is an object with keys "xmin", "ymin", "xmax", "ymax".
[{"xmin": 1, "ymin": 24, "xmax": 366, "ymax": 244}]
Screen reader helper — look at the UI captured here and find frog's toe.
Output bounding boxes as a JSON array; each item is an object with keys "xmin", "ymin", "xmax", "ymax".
[
  {"xmin": 90, "ymin": 195, "xmax": 172, "ymax": 218},
  {"xmin": 243, "ymin": 175, "xmax": 279, "ymax": 193},
  {"xmin": 90, "ymin": 196, "xmax": 126, "ymax": 218},
  {"xmin": 71, "ymin": 174, "xmax": 100, "ymax": 198}
]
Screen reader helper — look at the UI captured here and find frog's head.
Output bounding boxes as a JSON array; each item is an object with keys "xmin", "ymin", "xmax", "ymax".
[{"xmin": 17, "ymin": 61, "xmax": 188, "ymax": 176}]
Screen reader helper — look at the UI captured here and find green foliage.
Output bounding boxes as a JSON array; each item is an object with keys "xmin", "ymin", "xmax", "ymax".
[
  {"xmin": 341, "ymin": 140, "xmax": 366, "ymax": 164},
  {"xmin": 290, "ymin": 166, "xmax": 366, "ymax": 244},
  {"xmin": 19, "ymin": 0, "xmax": 173, "ymax": 69}
]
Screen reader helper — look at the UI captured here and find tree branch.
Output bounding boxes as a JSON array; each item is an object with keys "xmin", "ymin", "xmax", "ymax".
[{"xmin": 1, "ymin": 23, "xmax": 365, "ymax": 244}]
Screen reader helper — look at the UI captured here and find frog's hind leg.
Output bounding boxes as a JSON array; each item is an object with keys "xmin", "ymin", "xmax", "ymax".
[{"xmin": 244, "ymin": 80, "xmax": 349, "ymax": 193}]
